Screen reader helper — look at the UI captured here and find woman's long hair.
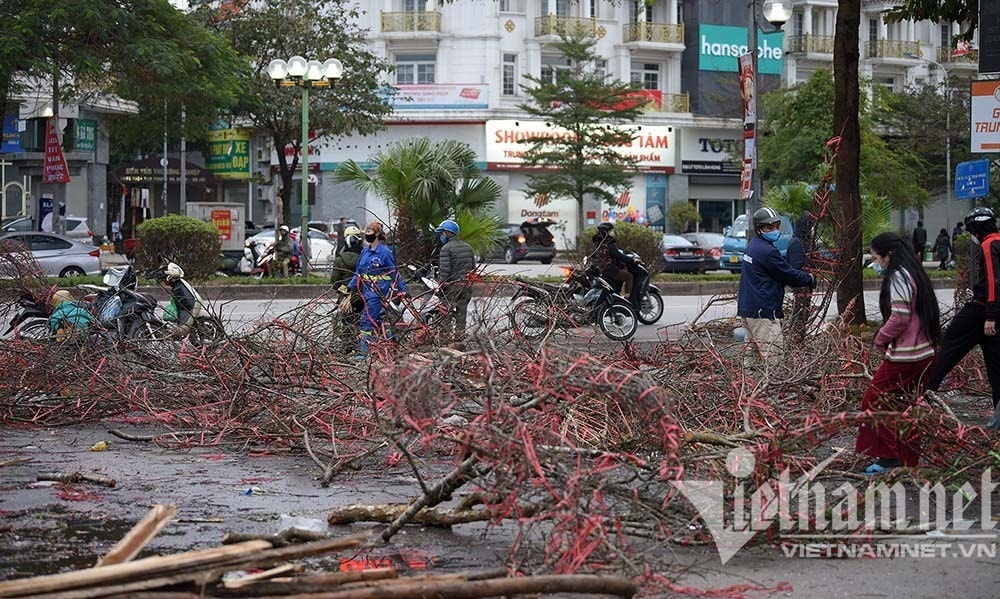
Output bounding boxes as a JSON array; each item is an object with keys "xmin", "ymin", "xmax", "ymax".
[{"xmin": 870, "ymin": 232, "xmax": 940, "ymax": 345}]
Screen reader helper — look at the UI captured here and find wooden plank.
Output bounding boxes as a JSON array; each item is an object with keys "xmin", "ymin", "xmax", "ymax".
[
  {"xmin": 222, "ymin": 564, "xmax": 299, "ymax": 589},
  {"xmin": 96, "ymin": 504, "xmax": 178, "ymax": 567},
  {"xmin": 0, "ymin": 541, "xmax": 271, "ymax": 598}
]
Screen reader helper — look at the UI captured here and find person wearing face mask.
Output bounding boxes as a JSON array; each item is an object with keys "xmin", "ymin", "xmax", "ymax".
[
  {"xmin": 736, "ymin": 207, "xmax": 815, "ymax": 359},
  {"xmin": 435, "ymin": 219, "xmax": 476, "ymax": 344},
  {"xmin": 858, "ymin": 232, "xmax": 940, "ymax": 475},
  {"xmin": 928, "ymin": 207, "xmax": 1000, "ymax": 429},
  {"xmin": 348, "ymin": 221, "xmax": 407, "ymax": 358}
]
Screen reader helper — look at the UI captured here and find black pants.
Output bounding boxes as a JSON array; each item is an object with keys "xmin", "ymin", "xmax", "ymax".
[{"xmin": 928, "ymin": 302, "xmax": 1000, "ymax": 407}]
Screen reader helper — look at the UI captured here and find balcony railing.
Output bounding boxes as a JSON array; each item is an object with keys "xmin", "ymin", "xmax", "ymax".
[
  {"xmin": 937, "ymin": 47, "xmax": 980, "ymax": 64},
  {"xmin": 534, "ymin": 15, "xmax": 596, "ymax": 37},
  {"xmin": 381, "ymin": 11, "xmax": 441, "ymax": 33},
  {"xmin": 864, "ymin": 39, "xmax": 920, "ymax": 59},
  {"xmin": 623, "ymin": 22, "xmax": 684, "ymax": 44},
  {"xmin": 787, "ymin": 34, "xmax": 834, "ymax": 54}
]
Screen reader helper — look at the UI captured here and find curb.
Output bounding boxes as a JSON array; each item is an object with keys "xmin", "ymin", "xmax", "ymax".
[{"xmin": 145, "ymin": 278, "xmax": 961, "ymax": 301}]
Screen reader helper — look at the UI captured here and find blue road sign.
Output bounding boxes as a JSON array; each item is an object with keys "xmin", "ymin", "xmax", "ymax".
[{"xmin": 955, "ymin": 159, "xmax": 990, "ymax": 199}]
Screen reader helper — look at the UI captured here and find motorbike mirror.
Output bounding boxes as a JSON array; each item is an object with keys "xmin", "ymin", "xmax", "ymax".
[{"xmin": 582, "ymin": 256, "xmax": 590, "ymax": 267}]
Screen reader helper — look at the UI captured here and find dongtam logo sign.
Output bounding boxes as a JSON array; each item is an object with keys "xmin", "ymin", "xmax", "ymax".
[{"xmin": 699, "ymin": 24, "xmax": 784, "ymax": 74}]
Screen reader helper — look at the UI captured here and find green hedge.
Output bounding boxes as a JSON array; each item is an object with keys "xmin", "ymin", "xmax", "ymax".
[
  {"xmin": 578, "ymin": 221, "xmax": 663, "ymax": 267},
  {"xmin": 135, "ymin": 215, "xmax": 222, "ymax": 280}
]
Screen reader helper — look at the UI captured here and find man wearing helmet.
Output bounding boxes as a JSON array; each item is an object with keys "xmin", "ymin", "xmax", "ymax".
[
  {"xmin": 929, "ymin": 207, "xmax": 1000, "ymax": 428},
  {"xmin": 591, "ymin": 222, "xmax": 636, "ymax": 296},
  {"xmin": 737, "ymin": 207, "xmax": 814, "ymax": 359},
  {"xmin": 331, "ymin": 226, "xmax": 363, "ymax": 289},
  {"xmin": 348, "ymin": 221, "xmax": 407, "ymax": 357},
  {"xmin": 273, "ymin": 225, "xmax": 294, "ymax": 278},
  {"xmin": 435, "ymin": 218, "xmax": 476, "ymax": 342}
]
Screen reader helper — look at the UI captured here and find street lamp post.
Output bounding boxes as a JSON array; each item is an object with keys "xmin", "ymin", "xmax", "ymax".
[
  {"xmin": 266, "ymin": 56, "xmax": 344, "ymax": 276},
  {"xmin": 907, "ymin": 53, "xmax": 952, "ymax": 230},
  {"xmin": 746, "ymin": 0, "xmax": 792, "ymax": 229}
]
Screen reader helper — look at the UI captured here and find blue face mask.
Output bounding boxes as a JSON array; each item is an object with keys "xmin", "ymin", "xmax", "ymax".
[
  {"xmin": 761, "ymin": 230, "xmax": 781, "ymax": 243},
  {"xmin": 439, "ymin": 233, "xmax": 449, "ymax": 245},
  {"xmin": 872, "ymin": 262, "xmax": 884, "ymax": 276}
]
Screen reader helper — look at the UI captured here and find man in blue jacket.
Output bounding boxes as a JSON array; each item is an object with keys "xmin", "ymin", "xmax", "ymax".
[{"xmin": 737, "ymin": 207, "xmax": 815, "ymax": 358}]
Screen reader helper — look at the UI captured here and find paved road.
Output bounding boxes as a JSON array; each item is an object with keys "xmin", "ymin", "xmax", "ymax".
[{"xmin": 216, "ymin": 289, "xmax": 959, "ymax": 344}]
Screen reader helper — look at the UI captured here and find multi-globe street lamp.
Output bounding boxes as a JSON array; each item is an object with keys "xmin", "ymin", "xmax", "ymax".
[
  {"xmin": 266, "ymin": 56, "xmax": 344, "ymax": 276},
  {"xmin": 745, "ymin": 0, "xmax": 792, "ymax": 226}
]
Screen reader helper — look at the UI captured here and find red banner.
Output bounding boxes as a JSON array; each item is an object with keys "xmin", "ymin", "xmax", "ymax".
[
  {"xmin": 43, "ymin": 118, "xmax": 70, "ymax": 184},
  {"xmin": 211, "ymin": 209, "xmax": 233, "ymax": 241}
]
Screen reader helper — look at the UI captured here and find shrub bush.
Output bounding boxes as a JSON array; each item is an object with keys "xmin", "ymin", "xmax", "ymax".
[
  {"xmin": 578, "ymin": 221, "xmax": 663, "ymax": 267},
  {"xmin": 135, "ymin": 215, "xmax": 222, "ymax": 280}
]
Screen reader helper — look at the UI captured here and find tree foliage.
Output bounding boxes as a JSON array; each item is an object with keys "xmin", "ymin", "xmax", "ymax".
[
  {"xmin": 667, "ymin": 201, "xmax": 702, "ymax": 233},
  {"xmin": 517, "ymin": 34, "xmax": 646, "ymax": 249},
  {"xmin": 759, "ymin": 69, "xmax": 929, "ymax": 209},
  {"xmin": 1, "ymin": 0, "xmax": 245, "ymax": 127},
  {"xmin": 764, "ymin": 183, "xmax": 891, "ymax": 248},
  {"xmin": 204, "ymin": 0, "xmax": 393, "ymax": 227},
  {"xmin": 135, "ymin": 214, "xmax": 222, "ymax": 280},
  {"xmin": 335, "ymin": 138, "xmax": 502, "ymax": 265},
  {"xmin": 887, "ymin": 0, "xmax": 980, "ymax": 40}
]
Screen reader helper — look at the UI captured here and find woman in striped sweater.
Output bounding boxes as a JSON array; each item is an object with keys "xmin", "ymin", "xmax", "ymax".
[{"xmin": 857, "ymin": 232, "xmax": 941, "ymax": 475}]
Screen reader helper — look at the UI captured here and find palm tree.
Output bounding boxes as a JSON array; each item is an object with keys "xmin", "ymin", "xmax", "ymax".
[{"xmin": 334, "ymin": 138, "xmax": 502, "ymax": 264}]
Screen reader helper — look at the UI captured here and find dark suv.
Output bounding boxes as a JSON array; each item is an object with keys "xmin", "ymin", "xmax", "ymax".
[{"xmin": 483, "ymin": 221, "xmax": 557, "ymax": 264}]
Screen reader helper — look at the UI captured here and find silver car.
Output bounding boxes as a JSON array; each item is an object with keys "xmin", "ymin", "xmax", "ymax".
[
  {"xmin": 0, "ymin": 232, "xmax": 102, "ymax": 277},
  {"xmin": 2, "ymin": 215, "xmax": 94, "ymax": 244}
]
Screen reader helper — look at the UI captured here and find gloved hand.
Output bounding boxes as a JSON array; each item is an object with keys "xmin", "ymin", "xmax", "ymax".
[
  {"xmin": 808, "ymin": 274, "xmax": 817, "ymax": 289},
  {"xmin": 338, "ymin": 285, "xmax": 350, "ymax": 295}
]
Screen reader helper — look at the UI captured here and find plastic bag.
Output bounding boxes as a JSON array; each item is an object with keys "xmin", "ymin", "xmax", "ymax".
[{"xmin": 163, "ymin": 297, "xmax": 178, "ymax": 322}]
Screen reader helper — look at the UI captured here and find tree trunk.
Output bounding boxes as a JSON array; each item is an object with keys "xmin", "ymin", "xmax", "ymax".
[
  {"xmin": 274, "ymin": 134, "xmax": 297, "ymax": 228},
  {"xmin": 833, "ymin": 0, "xmax": 865, "ymax": 325},
  {"xmin": 576, "ymin": 192, "xmax": 586, "ymax": 252}
]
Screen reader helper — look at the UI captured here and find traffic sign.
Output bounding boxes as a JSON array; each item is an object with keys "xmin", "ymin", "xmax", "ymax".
[{"xmin": 955, "ymin": 159, "xmax": 991, "ymax": 199}]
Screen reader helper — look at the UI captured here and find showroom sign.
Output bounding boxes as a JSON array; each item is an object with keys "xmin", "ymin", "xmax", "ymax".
[
  {"xmin": 486, "ymin": 120, "xmax": 675, "ymax": 172},
  {"xmin": 699, "ymin": 24, "xmax": 784, "ymax": 74}
]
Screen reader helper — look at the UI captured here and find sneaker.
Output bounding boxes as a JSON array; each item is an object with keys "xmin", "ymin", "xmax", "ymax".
[{"xmin": 864, "ymin": 457, "xmax": 901, "ymax": 475}]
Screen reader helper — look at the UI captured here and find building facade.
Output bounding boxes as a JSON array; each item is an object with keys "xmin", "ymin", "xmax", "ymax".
[{"xmin": 265, "ymin": 0, "xmax": 978, "ymax": 248}]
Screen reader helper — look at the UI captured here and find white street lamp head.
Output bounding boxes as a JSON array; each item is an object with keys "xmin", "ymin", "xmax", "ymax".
[
  {"xmin": 305, "ymin": 60, "xmax": 324, "ymax": 81},
  {"xmin": 266, "ymin": 59, "xmax": 288, "ymax": 80},
  {"xmin": 762, "ymin": 0, "xmax": 793, "ymax": 26},
  {"xmin": 323, "ymin": 58, "xmax": 344, "ymax": 80},
  {"xmin": 286, "ymin": 56, "xmax": 308, "ymax": 78}
]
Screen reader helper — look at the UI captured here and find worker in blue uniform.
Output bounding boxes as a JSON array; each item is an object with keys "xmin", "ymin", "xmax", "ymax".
[{"xmin": 348, "ymin": 221, "xmax": 407, "ymax": 357}]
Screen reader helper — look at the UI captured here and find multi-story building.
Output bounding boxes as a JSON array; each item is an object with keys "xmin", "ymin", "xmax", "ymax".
[{"xmin": 279, "ymin": 0, "xmax": 977, "ymax": 246}]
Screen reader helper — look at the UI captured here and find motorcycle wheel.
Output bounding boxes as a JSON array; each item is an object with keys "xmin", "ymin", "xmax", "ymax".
[
  {"xmin": 14, "ymin": 318, "xmax": 51, "ymax": 340},
  {"xmin": 637, "ymin": 287, "xmax": 664, "ymax": 325},
  {"xmin": 127, "ymin": 319, "xmax": 168, "ymax": 342},
  {"xmin": 597, "ymin": 303, "xmax": 638, "ymax": 341},
  {"xmin": 190, "ymin": 316, "xmax": 225, "ymax": 346},
  {"xmin": 510, "ymin": 298, "xmax": 550, "ymax": 340}
]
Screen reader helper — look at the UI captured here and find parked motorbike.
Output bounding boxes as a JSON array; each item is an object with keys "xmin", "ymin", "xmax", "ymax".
[
  {"xmin": 4, "ymin": 289, "xmax": 54, "ymax": 339},
  {"xmin": 619, "ymin": 253, "xmax": 663, "ymax": 325},
  {"xmin": 509, "ymin": 258, "xmax": 638, "ymax": 341},
  {"xmin": 146, "ymin": 261, "xmax": 226, "ymax": 346}
]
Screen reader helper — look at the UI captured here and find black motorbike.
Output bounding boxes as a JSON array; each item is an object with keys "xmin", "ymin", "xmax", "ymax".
[
  {"xmin": 620, "ymin": 253, "xmax": 663, "ymax": 325},
  {"xmin": 509, "ymin": 258, "xmax": 638, "ymax": 341},
  {"xmin": 4, "ymin": 291, "xmax": 52, "ymax": 339}
]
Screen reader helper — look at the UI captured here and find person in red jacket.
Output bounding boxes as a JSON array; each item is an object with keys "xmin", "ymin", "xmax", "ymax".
[
  {"xmin": 858, "ymin": 233, "xmax": 940, "ymax": 474},
  {"xmin": 928, "ymin": 207, "xmax": 1000, "ymax": 429}
]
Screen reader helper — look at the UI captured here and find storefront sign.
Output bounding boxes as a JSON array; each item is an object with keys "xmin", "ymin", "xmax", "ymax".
[
  {"xmin": 2, "ymin": 115, "xmax": 23, "ymax": 153},
  {"xmin": 207, "ymin": 128, "xmax": 252, "ymax": 179},
  {"xmin": 43, "ymin": 118, "xmax": 70, "ymax": 184},
  {"xmin": 73, "ymin": 119, "xmax": 96, "ymax": 152},
  {"xmin": 971, "ymin": 80, "xmax": 1000, "ymax": 153},
  {"xmin": 486, "ymin": 120, "xmax": 675, "ymax": 172},
  {"xmin": 680, "ymin": 128, "xmax": 742, "ymax": 174},
  {"xmin": 392, "ymin": 84, "xmax": 489, "ymax": 110},
  {"xmin": 211, "ymin": 209, "xmax": 233, "ymax": 241},
  {"xmin": 699, "ymin": 24, "xmax": 784, "ymax": 75}
]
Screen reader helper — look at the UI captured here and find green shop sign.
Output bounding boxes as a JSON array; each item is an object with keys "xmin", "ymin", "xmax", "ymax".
[
  {"xmin": 73, "ymin": 119, "xmax": 96, "ymax": 152},
  {"xmin": 207, "ymin": 128, "xmax": 251, "ymax": 179},
  {"xmin": 699, "ymin": 24, "xmax": 784, "ymax": 75}
]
